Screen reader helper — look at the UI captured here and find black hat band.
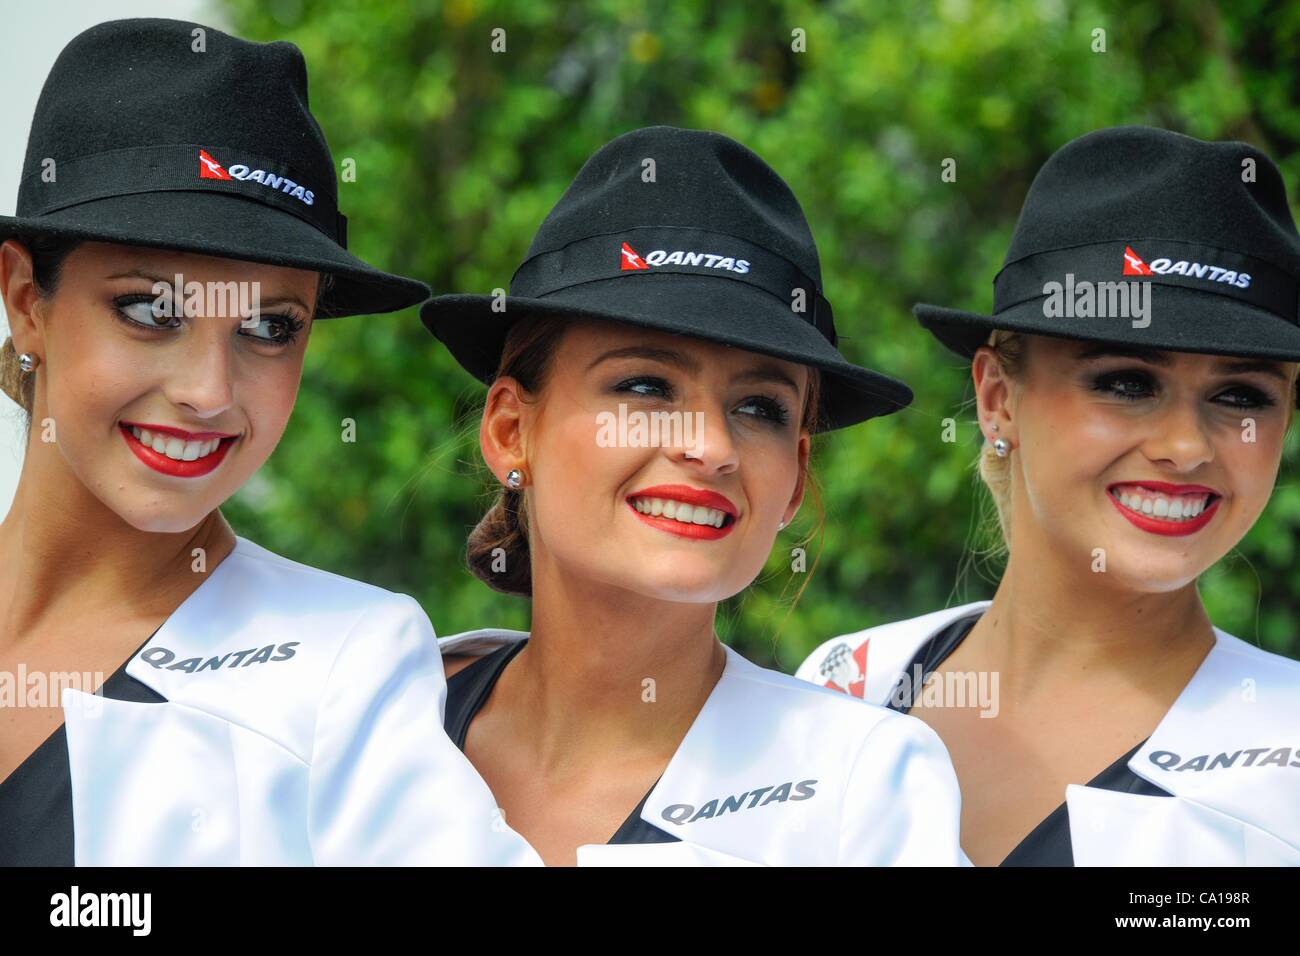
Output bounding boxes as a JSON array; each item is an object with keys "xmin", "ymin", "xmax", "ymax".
[
  {"xmin": 17, "ymin": 143, "xmax": 348, "ymax": 248},
  {"xmin": 993, "ymin": 239, "xmax": 1300, "ymax": 323},
  {"xmin": 510, "ymin": 225, "xmax": 836, "ymax": 343}
]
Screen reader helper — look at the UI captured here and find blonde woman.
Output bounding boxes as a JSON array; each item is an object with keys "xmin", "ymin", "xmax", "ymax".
[{"xmin": 798, "ymin": 126, "xmax": 1300, "ymax": 866}]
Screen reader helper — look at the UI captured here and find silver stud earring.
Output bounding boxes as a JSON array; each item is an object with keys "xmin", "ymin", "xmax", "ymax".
[
  {"xmin": 505, "ymin": 468, "xmax": 524, "ymax": 489},
  {"xmin": 778, "ymin": 520, "xmax": 786, "ymax": 530},
  {"xmin": 990, "ymin": 423, "xmax": 999, "ymax": 433},
  {"xmin": 993, "ymin": 438, "xmax": 1010, "ymax": 457},
  {"xmin": 18, "ymin": 353, "xmax": 39, "ymax": 373}
]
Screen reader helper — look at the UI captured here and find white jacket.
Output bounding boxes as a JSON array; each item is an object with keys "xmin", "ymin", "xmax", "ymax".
[
  {"xmin": 796, "ymin": 601, "xmax": 1300, "ymax": 866},
  {"xmin": 59, "ymin": 536, "xmax": 536, "ymax": 866},
  {"xmin": 439, "ymin": 628, "xmax": 967, "ymax": 866}
]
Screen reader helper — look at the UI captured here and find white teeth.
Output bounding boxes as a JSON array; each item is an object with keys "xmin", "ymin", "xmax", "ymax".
[
  {"xmin": 630, "ymin": 496, "xmax": 730, "ymax": 529},
  {"xmin": 127, "ymin": 426, "xmax": 226, "ymax": 461},
  {"xmin": 1111, "ymin": 486, "xmax": 1215, "ymax": 523}
]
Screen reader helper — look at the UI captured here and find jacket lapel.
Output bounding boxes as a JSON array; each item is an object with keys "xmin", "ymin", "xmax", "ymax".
[
  {"xmin": 63, "ymin": 688, "xmax": 244, "ymax": 865},
  {"xmin": 635, "ymin": 647, "xmax": 846, "ymax": 865},
  {"xmin": 1069, "ymin": 627, "xmax": 1300, "ymax": 865}
]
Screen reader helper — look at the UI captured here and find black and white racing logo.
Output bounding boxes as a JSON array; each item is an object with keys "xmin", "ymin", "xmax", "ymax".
[{"xmin": 661, "ymin": 779, "xmax": 817, "ymax": 825}]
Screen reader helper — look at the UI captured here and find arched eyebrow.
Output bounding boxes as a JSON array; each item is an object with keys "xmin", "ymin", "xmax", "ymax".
[
  {"xmin": 1074, "ymin": 344, "xmax": 1289, "ymax": 382},
  {"xmin": 587, "ymin": 345, "xmax": 699, "ymax": 372},
  {"xmin": 586, "ymin": 346, "xmax": 801, "ymax": 392},
  {"xmin": 106, "ymin": 268, "xmax": 312, "ymax": 313},
  {"xmin": 1074, "ymin": 344, "xmax": 1172, "ymax": 366},
  {"xmin": 1212, "ymin": 359, "xmax": 1290, "ymax": 382}
]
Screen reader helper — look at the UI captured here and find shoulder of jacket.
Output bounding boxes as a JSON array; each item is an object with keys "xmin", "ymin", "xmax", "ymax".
[
  {"xmin": 230, "ymin": 536, "xmax": 415, "ymax": 612},
  {"xmin": 1210, "ymin": 627, "xmax": 1300, "ymax": 680},
  {"xmin": 124, "ymin": 540, "xmax": 434, "ymax": 763},
  {"xmin": 438, "ymin": 627, "xmax": 529, "ymax": 658},
  {"xmin": 724, "ymin": 646, "xmax": 905, "ymax": 736}
]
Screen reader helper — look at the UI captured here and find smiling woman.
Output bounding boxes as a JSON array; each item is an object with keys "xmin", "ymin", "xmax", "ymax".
[
  {"xmin": 0, "ymin": 17, "xmax": 533, "ymax": 867},
  {"xmin": 799, "ymin": 126, "xmax": 1300, "ymax": 868},
  {"xmin": 421, "ymin": 126, "xmax": 966, "ymax": 867}
]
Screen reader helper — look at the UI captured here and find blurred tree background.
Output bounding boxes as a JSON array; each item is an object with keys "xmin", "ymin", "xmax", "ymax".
[{"xmin": 221, "ymin": 0, "xmax": 1300, "ymax": 667}]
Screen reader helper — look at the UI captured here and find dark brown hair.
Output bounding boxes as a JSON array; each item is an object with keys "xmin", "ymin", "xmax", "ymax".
[{"xmin": 466, "ymin": 314, "xmax": 824, "ymax": 598}]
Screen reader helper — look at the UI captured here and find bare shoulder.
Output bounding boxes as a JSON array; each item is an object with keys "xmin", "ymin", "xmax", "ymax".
[{"xmin": 442, "ymin": 653, "xmax": 485, "ymax": 679}]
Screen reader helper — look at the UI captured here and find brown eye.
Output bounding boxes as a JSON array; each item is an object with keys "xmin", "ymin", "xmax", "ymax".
[
  {"xmin": 113, "ymin": 295, "xmax": 180, "ymax": 330},
  {"xmin": 240, "ymin": 313, "xmax": 303, "ymax": 345}
]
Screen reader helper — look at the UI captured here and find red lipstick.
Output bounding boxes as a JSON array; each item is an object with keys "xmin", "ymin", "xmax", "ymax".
[
  {"xmin": 1106, "ymin": 482, "xmax": 1222, "ymax": 537},
  {"xmin": 120, "ymin": 423, "xmax": 237, "ymax": 478},
  {"xmin": 626, "ymin": 484, "xmax": 739, "ymax": 541}
]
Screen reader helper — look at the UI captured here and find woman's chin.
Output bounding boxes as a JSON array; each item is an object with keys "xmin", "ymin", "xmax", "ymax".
[
  {"xmin": 594, "ymin": 562, "xmax": 748, "ymax": 605},
  {"xmin": 97, "ymin": 495, "xmax": 214, "ymax": 535},
  {"xmin": 1092, "ymin": 549, "xmax": 1213, "ymax": 595}
]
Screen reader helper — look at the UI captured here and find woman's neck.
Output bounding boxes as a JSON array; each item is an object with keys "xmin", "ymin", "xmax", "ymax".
[
  {"xmin": 499, "ymin": 561, "xmax": 727, "ymax": 774},
  {"xmin": 0, "ymin": 439, "xmax": 235, "ymax": 648},
  {"xmin": 970, "ymin": 535, "xmax": 1216, "ymax": 707}
]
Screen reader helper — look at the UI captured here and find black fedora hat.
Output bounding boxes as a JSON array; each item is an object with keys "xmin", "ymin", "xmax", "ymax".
[
  {"xmin": 915, "ymin": 125, "xmax": 1300, "ymax": 403},
  {"xmin": 0, "ymin": 18, "xmax": 428, "ymax": 318},
  {"xmin": 421, "ymin": 126, "xmax": 912, "ymax": 431}
]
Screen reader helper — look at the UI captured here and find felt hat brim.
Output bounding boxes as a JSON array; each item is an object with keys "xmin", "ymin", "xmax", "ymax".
[
  {"xmin": 424, "ymin": 273, "xmax": 913, "ymax": 431},
  {"xmin": 916, "ymin": 286, "xmax": 1300, "ymax": 407},
  {"xmin": 0, "ymin": 190, "xmax": 429, "ymax": 318}
]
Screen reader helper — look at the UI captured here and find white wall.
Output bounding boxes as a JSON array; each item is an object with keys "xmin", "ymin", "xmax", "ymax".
[{"xmin": 0, "ymin": 0, "xmax": 222, "ymax": 519}]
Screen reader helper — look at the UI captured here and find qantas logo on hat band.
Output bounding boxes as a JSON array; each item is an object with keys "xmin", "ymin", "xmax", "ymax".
[
  {"xmin": 198, "ymin": 149, "xmax": 232, "ymax": 181},
  {"xmin": 196, "ymin": 148, "xmax": 316, "ymax": 207},
  {"xmin": 620, "ymin": 242, "xmax": 648, "ymax": 270},
  {"xmin": 1122, "ymin": 245, "xmax": 1152, "ymax": 275},
  {"xmin": 618, "ymin": 241, "xmax": 750, "ymax": 274},
  {"xmin": 1123, "ymin": 244, "xmax": 1250, "ymax": 288}
]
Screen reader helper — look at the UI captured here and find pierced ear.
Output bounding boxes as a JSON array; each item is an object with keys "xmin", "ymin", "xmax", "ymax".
[
  {"xmin": 480, "ymin": 375, "xmax": 529, "ymax": 482},
  {"xmin": 0, "ymin": 240, "xmax": 45, "ymax": 353},
  {"xmin": 971, "ymin": 345, "xmax": 1015, "ymax": 442}
]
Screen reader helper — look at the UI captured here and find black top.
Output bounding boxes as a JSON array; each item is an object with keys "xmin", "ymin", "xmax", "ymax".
[
  {"xmin": 0, "ymin": 637, "xmax": 166, "ymax": 866},
  {"xmin": 884, "ymin": 611, "xmax": 1171, "ymax": 866},
  {"xmin": 445, "ymin": 640, "xmax": 679, "ymax": 846}
]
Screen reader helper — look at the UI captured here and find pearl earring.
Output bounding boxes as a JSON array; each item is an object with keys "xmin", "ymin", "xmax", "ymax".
[{"xmin": 505, "ymin": 468, "xmax": 524, "ymax": 489}]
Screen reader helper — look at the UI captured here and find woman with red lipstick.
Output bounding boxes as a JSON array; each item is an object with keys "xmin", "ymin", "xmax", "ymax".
[
  {"xmin": 800, "ymin": 127, "xmax": 1300, "ymax": 866},
  {"xmin": 0, "ymin": 19, "xmax": 532, "ymax": 866},
  {"xmin": 421, "ymin": 127, "xmax": 967, "ymax": 866}
]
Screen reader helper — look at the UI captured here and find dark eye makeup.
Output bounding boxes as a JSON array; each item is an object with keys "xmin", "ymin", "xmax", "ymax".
[
  {"xmin": 609, "ymin": 374, "xmax": 793, "ymax": 426},
  {"xmin": 1088, "ymin": 367, "xmax": 1278, "ymax": 410},
  {"xmin": 111, "ymin": 293, "xmax": 304, "ymax": 346}
]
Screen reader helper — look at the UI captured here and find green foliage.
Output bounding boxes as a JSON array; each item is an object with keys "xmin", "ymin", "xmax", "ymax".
[{"xmin": 222, "ymin": 0, "xmax": 1300, "ymax": 665}]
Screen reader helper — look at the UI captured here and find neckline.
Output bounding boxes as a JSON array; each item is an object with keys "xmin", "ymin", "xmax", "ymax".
[
  {"xmin": 0, "ymin": 536, "xmax": 246, "ymax": 791},
  {"xmin": 907, "ymin": 608, "xmax": 1200, "ymax": 865},
  {"xmin": 447, "ymin": 635, "xmax": 736, "ymax": 852}
]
